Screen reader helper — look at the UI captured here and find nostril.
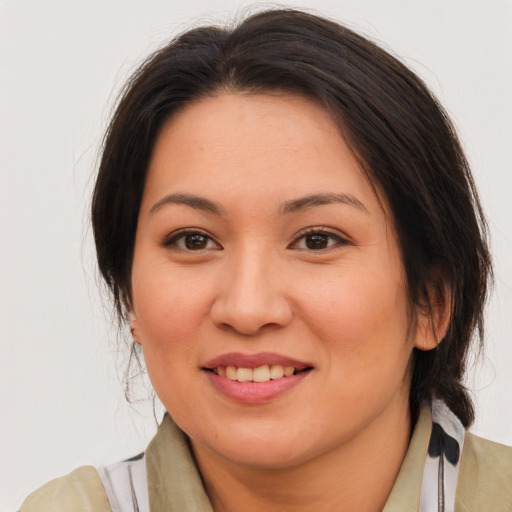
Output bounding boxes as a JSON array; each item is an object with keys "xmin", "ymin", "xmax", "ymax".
[
  {"xmin": 209, "ymin": 278, "xmax": 293, "ymax": 335},
  {"xmin": 215, "ymin": 320, "xmax": 287, "ymax": 337}
]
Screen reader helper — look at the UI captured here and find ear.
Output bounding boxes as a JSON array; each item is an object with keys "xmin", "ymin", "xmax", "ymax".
[
  {"xmin": 414, "ymin": 280, "xmax": 452, "ymax": 351},
  {"xmin": 129, "ymin": 311, "xmax": 142, "ymax": 345}
]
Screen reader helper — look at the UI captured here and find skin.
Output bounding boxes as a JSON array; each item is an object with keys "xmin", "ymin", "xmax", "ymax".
[{"xmin": 130, "ymin": 92, "xmax": 442, "ymax": 512}]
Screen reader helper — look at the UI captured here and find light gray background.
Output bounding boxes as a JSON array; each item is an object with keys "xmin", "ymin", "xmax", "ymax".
[{"xmin": 1, "ymin": 1, "xmax": 511, "ymax": 510}]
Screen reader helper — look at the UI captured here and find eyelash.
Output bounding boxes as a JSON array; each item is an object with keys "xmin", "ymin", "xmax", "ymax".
[
  {"xmin": 161, "ymin": 227, "xmax": 348, "ymax": 252},
  {"xmin": 162, "ymin": 229, "xmax": 221, "ymax": 251},
  {"xmin": 289, "ymin": 227, "xmax": 348, "ymax": 251}
]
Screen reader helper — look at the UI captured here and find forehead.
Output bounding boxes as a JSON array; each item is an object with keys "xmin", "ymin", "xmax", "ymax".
[{"xmin": 143, "ymin": 92, "xmax": 383, "ymax": 216}]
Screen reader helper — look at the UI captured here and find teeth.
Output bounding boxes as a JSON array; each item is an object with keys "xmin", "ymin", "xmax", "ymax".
[
  {"xmin": 270, "ymin": 364, "xmax": 284, "ymax": 379},
  {"xmin": 226, "ymin": 365, "xmax": 237, "ymax": 380},
  {"xmin": 284, "ymin": 366, "xmax": 295, "ymax": 377},
  {"xmin": 236, "ymin": 367, "xmax": 253, "ymax": 382},
  {"xmin": 253, "ymin": 365, "xmax": 271, "ymax": 382},
  {"xmin": 214, "ymin": 364, "xmax": 302, "ymax": 382}
]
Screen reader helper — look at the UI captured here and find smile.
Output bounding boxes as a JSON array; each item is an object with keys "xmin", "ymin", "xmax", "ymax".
[
  {"xmin": 210, "ymin": 364, "xmax": 309, "ymax": 382},
  {"xmin": 202, "ymin": 352, "xmax": 314, "ymax": 404}
]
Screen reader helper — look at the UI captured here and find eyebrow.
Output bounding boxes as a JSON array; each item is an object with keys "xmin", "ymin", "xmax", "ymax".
[
  {"xmin": 149, "ymin": 191, "xmax": 368, "ymax": 216},
  {"xmin": 281, "ymin": 193, "xmax": 368, "ymax": 214},
  {"xmin": 149, "ymin": 193, "xmax": 226, "ymax": 216}
]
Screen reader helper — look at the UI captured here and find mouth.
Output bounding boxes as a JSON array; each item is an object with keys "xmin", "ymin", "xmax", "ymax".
[
  {"xmin": 205, "ymin": 364, "xmax": 312, "ymax": 383},
  {"xmin": 201, "ymin": 353, "xmax": 314, "ymax": 401}
]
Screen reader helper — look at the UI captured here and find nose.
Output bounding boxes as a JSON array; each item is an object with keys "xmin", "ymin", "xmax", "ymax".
[{"xmin": 209, "ymin": 248, "xmax": 293, "ymax": 336}]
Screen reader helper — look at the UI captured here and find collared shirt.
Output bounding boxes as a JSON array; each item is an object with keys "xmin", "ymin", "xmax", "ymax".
[{"xmin": 20, "ymin": 402, "xmax": 512, "ymax": 511}]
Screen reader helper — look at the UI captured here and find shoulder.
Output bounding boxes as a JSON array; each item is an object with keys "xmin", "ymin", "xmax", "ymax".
[
  {"xmin": 456, "ymin": 432, "xmax": 512, "ymax": 511},
  {"xmin": 20, "ymin": 465, "xmax": 111, "ymax": 512}
]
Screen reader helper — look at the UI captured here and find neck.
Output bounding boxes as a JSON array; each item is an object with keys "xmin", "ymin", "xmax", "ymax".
[{"xmin": 192, "ymin": 397, "xmax": 412, "ymax": 512}]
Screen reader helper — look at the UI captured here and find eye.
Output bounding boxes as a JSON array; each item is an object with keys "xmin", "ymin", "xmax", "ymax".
[
  {"xmin": 291, "ymin": 229, "xmax": 347, "ymax": 251},
  {"xmin": 163, "ymin": 230, "xmax": 221, "ymax": 251}
]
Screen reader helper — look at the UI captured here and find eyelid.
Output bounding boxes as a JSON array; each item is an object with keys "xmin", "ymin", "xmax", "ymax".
[
  {"xmin": 162, "ymin": 228, "xmax": 222, "ymax": 250},
  {"xmin": 161, "ymin": 226, "xmax": 348, "ymax": 251},
  {"xmin": 289, "ymin": 226, "xmax": 349, "ymax": 250}
]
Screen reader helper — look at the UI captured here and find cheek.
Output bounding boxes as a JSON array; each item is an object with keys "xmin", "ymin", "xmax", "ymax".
[
  {"xmin": 130, "ymin": 268, "xmax": 217, "ymax": 405},
  {"xmin": 296, "ymin": 264, "xmax": 413, "ymax": 373},
  {"xmin": 131, "ymin": 269, "xmax": 212, "ymax": 414},
  {"xmin": 132, "ymin": 264, "xmax": 213, "ymax": 343}
]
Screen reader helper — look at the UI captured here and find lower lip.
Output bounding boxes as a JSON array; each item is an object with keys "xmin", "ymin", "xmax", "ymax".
[{"xmin": 204, "ymin": 370, "xmax": 311, "ymax": 404}]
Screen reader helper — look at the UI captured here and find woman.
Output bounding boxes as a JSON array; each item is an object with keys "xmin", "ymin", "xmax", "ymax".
[{"xmin": 21, "ymin": 8, "xmax": 511, "ymax": 512}]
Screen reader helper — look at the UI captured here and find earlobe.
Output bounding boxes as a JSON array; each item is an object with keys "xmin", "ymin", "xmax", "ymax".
[
  {"xmin": 129, "ymin": 312, "xmax": 142, "ymax": 345},
  {"xmin": 414, "ymin": 315, "xmax": 442, "ymax": 351},
  {"xmin": 414, "ymin": 283, "xmax": 452, "ymax": 351}
]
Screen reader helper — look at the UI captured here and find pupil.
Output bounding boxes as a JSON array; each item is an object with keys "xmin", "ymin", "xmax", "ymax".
[
  {"xmin": 306, "ymin": 234, "xmax": 328, "ymax": 249},
  {"xmin": 185, "ymin": 234, "xmax": 207, "ymax": 250}
]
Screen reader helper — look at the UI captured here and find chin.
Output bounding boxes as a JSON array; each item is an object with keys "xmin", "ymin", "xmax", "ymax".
[
  {"xmin": 190, "ymin": 419, "xmax": 325, "ymax": 470},
  {"xmin": 214, "ymin": 440, "xmax": 312, "ymax": 470}
]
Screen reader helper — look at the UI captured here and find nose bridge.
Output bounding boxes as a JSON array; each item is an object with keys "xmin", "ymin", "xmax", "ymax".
[{"xmin": 210, "ymin": 242, "xmax": 291, "ymax": 335}]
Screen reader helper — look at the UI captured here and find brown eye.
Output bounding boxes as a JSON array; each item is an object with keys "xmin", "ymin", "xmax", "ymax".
[
  {"xmin": 184, "ymin": 234, "xmax": 208, "ymax": 250},
  {"xmin": 163, "ymin": 230, "xmax": 221, "ymax": 251},
  {"xmin": 290, "ymin": 229, "xmax": 347, "ymax": 251},
  {"xmin": 305, "ymin": 233, "xmax": 329, "ymax": 250}
]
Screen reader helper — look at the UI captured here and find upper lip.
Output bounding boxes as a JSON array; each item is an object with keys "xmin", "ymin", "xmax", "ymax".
[{"xmin": 202, "ymin": 352, "xmax": 312, "ymax": 370}]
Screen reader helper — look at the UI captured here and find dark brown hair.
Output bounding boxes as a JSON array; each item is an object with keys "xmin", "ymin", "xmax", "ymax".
[{"xmin": 92, "ymin": 8, "xmax": 491, "ymax": 426}]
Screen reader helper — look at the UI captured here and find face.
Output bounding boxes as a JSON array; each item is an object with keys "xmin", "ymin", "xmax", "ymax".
[{"xmin": 130, "ymin": 93, "xmax": 431, "ymax": 469}]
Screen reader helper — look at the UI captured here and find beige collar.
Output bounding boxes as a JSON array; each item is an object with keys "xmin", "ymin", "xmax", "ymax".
[{"xmin": 383, "ymin": 404, "xmax": 432, "ymax": 511}]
